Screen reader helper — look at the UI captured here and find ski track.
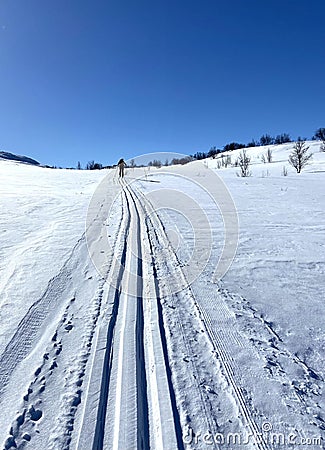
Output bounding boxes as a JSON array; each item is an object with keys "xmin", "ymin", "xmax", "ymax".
[
  {"xmin": 0, "ymin": 235, "xmax": 84, "ymax": 400},
  {"xmin": 132, "ymin": 180, "xmax": 272, "ymax": 450},
  {"xmin": 3, "ymin": 288, "xmax": 102, "ymax": 450},
  {"xmin": 131, "ymin": 184, "xmax": 220, "ymax": 450},
  {"xmin": 135, "ymin": 173, "xmax": 325, "ymax": 448},
  {"xmin": 3, "ymin": 171, "xmax": 321, "ymax": 450},
  {"xmin": 220, "ymin": 288, "xmax": 325, "ymax": 433},
  {"xmin": 1, "ymin": 172, "xmax": 252, "ymax": 450},
  {"xmin": 78, "ymin": 177, "xmax": 273, "ymax": 450},
  {"xmin": 1, "ymin": 251, "xmax": 115, "ymax": 449},
  {"xmin": 78, "ymin": 180, "xmax": 181, "ymax": 450},
  {"xmin": 1, "ymin": 177, "xmax": 124, "ymax": 450}
]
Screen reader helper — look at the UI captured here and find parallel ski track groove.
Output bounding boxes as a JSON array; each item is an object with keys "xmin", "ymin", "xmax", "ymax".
[
  {"xmin": 128, "ymin": 184, "xmax": 186, "ymax": 450},
  {"xmin": 92, "ymin": 181, "xmax": 151, "ymax": 450},
  {"xmin": 92, "ymin": 190, "xmax": 131, "ymax": 450},
  {"xmin": 132, "ymin": 183, "xmax": 220, "ymax": 449},
  {"xmin": 125, "ymin": 183, "xmax": 150, "ymax": 450},
  {"xmin": 132, "ymin": 181, "xmax": 270, "ymax": 450}
]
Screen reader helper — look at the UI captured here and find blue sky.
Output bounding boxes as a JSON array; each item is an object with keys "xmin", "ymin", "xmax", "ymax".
[{"xmin": 0, "ymin": 0, "xmax": 324, "ymax": 167}]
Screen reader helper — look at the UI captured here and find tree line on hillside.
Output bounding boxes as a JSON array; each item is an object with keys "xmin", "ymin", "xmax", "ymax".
[
  {"xmin": 234, "ymin": 139, "xmax": 313, "ymax": 177},
  {"xmin": 78, "ymin": 138, "xmax": 317, "ymax": 177},
  {"xmin": 190, "ymin": 128, "xmax": 325, "ymax": 161},
  {"xmin": 68, "ymin": 127, "xmax": 324, "ymax": 170}
]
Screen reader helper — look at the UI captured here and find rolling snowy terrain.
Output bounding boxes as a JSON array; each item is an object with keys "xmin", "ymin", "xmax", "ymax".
[
  {"xmin": 0, "ymin": 142, "xmax": 324, "ymax": 450},
  {"xmin": 0, "ymin": 152, "xmax": 40, "ymax": 166}
]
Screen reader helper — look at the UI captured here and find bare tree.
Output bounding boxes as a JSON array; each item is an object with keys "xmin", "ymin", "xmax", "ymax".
[
  {"xmin": 261, "ymin": 148, "xmax": 273, "ymax": 164},
  {"xmin": 266, "ymin": 148, "xmax": 273, "ymax": 163},
  {"xmin": 221, "ymin": 155, "xmax": 231, "ymax": 167},
  {"xmin": 129, "ymin": 159, "xmax": 136, "ymax": 168},
  {"xmin": 288, "ymin": 141, "xmax": 312, "ymax": 173},
  {"xmin": 282, "ymin": 166, "xmax": 288, "ymax": 176},
  {"xmin": 321, "ymin": 141, "xmax": 325, "ymax": 152},
  {"xmin": 238, "ymin": 150, "xmax": 251, "ymax": 177}
]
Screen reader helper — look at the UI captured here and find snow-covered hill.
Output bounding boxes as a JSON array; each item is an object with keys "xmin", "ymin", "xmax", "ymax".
[
  {"xmin": 0, "ymin": 151, "xmax": 40, "ymax": 166},
  {"xmin": 0, "ymin": 144, "xmax": 324, "ymax": 449},
  {"xmin": 207, "ymin": 139, "xmax": 325, "ymax": 175}
]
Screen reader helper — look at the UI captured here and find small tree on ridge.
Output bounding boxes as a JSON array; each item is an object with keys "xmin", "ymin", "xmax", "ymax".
[
  {"xmin": 238, "ymin": 150, "xmax": 251, "ymax": 177},
  {"xmin": 288, "ymin": 141, "xmax": 312, "ymax": 173}
]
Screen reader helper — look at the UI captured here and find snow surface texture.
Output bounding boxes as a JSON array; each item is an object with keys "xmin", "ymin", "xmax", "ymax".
[{"xmin": 0, "ymin": 142, "xmax": 324, "ymax": 450}]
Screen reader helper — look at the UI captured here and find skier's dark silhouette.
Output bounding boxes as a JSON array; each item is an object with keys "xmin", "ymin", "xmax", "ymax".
[{"xmin": 117, "ymin": 158, "xmax": 126, "ymax": 178}]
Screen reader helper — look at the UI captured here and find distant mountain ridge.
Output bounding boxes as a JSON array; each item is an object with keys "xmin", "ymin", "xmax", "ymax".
[{"xmin": 0, "ymin": 151, "xmax": 40, "ymax": 166}]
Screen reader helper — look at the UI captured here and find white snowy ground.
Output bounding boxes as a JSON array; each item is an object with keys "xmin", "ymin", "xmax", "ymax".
[
  {"xmin": 0, "ymin": 162, "xmax": 106, "ymax": 356},
  {"xmin": 130, "ymin": 141, "xmax": 325, "ymax": 448},
  {"xmin": 0, "ymin": 162, "xmax": 109, "ymax": 449},
  {"xmin": 0, "ymin": 142, "xmax": 324, "ymax": 450}
]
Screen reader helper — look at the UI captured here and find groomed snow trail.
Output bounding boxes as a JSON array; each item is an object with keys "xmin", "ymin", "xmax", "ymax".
[
  {"xmin": 77, "ymin": 179, "xmax": 181, "ymax": 450},
  {"xmin": 3, "ymin": 157, "xmax": 323, "ymax": 449},
  {"xmin": 76, "ymin": 175, "xmax": 274, "ymax": 450},
  {"xmin": 130, "ymin": 177, "xmax": 271, "ymax": 450}
]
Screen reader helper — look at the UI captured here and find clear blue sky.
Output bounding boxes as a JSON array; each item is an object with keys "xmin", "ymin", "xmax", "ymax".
[{"xmin": 0, "ymin": 0, "xmax": 324, "ymax": 167}]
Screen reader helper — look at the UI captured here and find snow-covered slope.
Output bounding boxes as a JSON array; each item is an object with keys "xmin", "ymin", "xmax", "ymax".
[
  {"xmin": 207, "ymin": 139, "xmax": 325, "ymax": 175},
  {"xmin": 0, "ymin": 151, "xmax": 40, "ymax": 166},
  {"xmin": 131, "ymin": 143, "xmax": 325, "ymax": 447},
  {"xmin": 0, "ymin": 161, "xmax": 109, "ymax": 448},
  {"xmin": 0, "ymin": 143, "xmax": 324, "ymax": 449}
]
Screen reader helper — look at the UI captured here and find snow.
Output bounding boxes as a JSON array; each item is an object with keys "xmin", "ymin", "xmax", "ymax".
[
  {"xmin": 0, "ymin": 161, "xmax": 108, "ymax": 448},
  {"xmin": 0, "ymin": 162, "xmax": 106, "ymax": 356},
  {"xmin": 0, "ymin": 142, "xmax": 324, "ymax": 449}
]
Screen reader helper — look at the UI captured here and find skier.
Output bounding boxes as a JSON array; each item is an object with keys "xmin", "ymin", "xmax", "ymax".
[{"xmin": 117, "ymin": 158, "xmax": 126, "ymax": 178}]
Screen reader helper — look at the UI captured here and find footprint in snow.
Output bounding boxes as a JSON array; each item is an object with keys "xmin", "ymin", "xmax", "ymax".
[
  {"xmin": 29, "ymin": 405, "xmax": 42, "ymax": 422},
  {"xmin": 65, "ymin": 323, "xmax": 73, "ymax": 332}
]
